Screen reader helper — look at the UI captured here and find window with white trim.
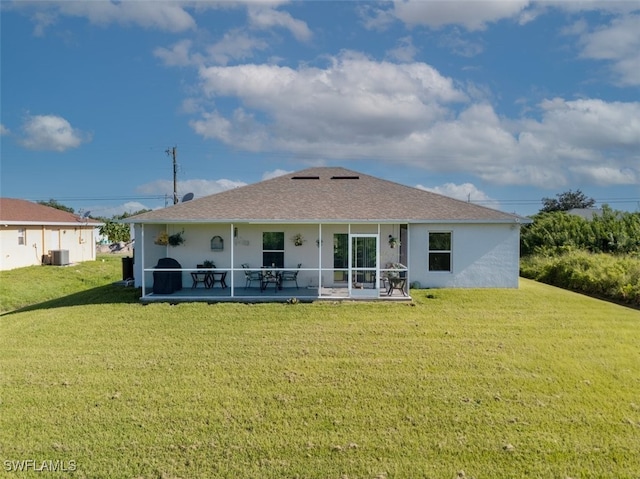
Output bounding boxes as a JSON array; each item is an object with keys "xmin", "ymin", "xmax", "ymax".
[
  {"xmin": 263, "ymin": 232, "xmax": 284, "ymax": 268},
  {"xmin": 428, "ymin": 232, "xmax": 451, "ymax": 271},
  {"xmin": 18, "ymin": 228, "xmax": 26, "ymax": 246}
]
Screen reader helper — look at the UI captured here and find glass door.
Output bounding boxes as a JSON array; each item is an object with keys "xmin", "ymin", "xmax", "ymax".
[{"xmin": 349, "ymin": 234, "xmax": 379, "ymax": 298}]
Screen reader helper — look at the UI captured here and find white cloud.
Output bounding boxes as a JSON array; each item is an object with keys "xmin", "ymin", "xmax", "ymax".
[
  {"xmin": 417, "ymin": 182, "xmax": 501, "ymax": 210},
  {"xmin": 572, "ymin": 13, "xmax": 640, "ymax": 86},
  {"xmin": 187, "ymin": 51, "xmax": 640, "ymax": 189},
  {"xmin": 137, "ymin": 178, "xmax": 246, "ymax": 199},
  {"xmin": 89, "ymin": 201, "xmax": 151, "ymax": 219},
  {"xmin": 389, "ymin": 0, "xmax": 531, "ymax": 31},
  {"xmin": 0, "ymin": 124, "xmax": 9, "ymax": 136},
  {"xmin": 247, "ymin": 5, "xmax": 312, "ymax": 42},
  {"xmin": 23, "ymin": 1, "xmax": 197, "ymax": 35},
  {"xmin": 154, "ymin": 39, "xmax": 201, "ymax": 67},
  {"xmin": 262, "ymin": 169, "xmax": 292, "ymax": 180},
  {"xmin": 206, "ymin": 29, "xmax": 269, "ymax": 66},
  {"xmin": 570, "ymin": 166, "xmax": 638, "ymax": 186},
  {"xmin": 19, "ymin": 114, "xmax": 91, "ymax": 152},
  {"xmin": 192, "ymin": 51, "xmax": 467, "ymax": 155},
  {"xmin": 386, "ymin": 36, "xmax": 419, "ymax": 63}
]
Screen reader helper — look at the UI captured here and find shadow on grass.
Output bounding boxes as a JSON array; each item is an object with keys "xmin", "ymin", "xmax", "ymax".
[{"xmin": 1, "ymin": 284, "xmax": 142, "ymax": 316}]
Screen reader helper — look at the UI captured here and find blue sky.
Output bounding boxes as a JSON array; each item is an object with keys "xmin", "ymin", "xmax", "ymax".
[{"xmin": 1, "ymin": 0, "xmax": 639, "ymax": 218}]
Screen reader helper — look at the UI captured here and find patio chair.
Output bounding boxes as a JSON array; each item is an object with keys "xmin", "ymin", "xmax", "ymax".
[
  {"xmin": 280, "ymin": 263, "xmax": 301, "ymax": 289},
  {"xmin": 241, "ymin": 263, "xmax": 262, "ymax": 289}
]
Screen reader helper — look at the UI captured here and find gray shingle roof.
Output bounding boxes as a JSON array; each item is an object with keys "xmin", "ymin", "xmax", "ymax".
[{"xmin": 126, "ymin": 167, "xmax": 527, "ymax": 224}]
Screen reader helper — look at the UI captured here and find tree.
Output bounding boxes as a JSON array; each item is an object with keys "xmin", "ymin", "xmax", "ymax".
[
  {"xmin": 98, "ymin": 209, "xmax": 150, "ymax": 243},
  {"xmin": 37, "ymin": 199, "xmax": 74, "ymax": 213},
  {"xmin": 541, "ymin": 189, "xmax": 595, "ymax": 213}
]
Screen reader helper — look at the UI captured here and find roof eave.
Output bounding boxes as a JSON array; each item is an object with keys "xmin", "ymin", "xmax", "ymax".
[
  {"xmin": 1, "ymin": 221, "xmax": 104, "ymax": 226},
  {"xmin": 123, "ymin": 217, "xmax": 529, "ymax": 225}
]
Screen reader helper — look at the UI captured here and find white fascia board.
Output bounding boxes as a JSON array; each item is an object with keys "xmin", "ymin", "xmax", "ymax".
[
  {"xmin": 124, "ymin": 217, "xmax": 530, "ymax": 226},
  {"xmin": 1, "ymin": 221, "xmax": 104, "ymax": 227}
]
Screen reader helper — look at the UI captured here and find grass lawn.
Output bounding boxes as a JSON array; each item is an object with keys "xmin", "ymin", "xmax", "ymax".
[{"xmin": 1, "ymin": 257, "xmax": 639, "ymax": 478}]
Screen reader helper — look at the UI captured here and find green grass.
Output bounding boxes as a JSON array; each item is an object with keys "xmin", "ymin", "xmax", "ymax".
[{"xmin": 1, "ymin": 258, "xmax": 639, "ymax": 478}]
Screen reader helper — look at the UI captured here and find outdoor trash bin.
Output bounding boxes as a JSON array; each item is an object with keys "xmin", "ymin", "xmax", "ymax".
[{"xmin": 122, "ymin": 256, "xmax": 134, "ymax": 281}]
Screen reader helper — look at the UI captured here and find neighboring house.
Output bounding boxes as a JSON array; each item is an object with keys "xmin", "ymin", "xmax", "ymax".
[
  {"xmin": 0, "ymin": 198, "xmax": 103, "ymax": 271},
  {"xmin": 124, "ymin": 167, "xmax": 531, "ymax": 302}
]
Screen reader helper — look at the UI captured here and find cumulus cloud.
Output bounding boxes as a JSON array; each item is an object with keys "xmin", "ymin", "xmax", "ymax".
[
  {"xmin": 21, "ymin": 1, "xmax": 196, "ymax": 35},
  {"xmin": 89, "ymin": 201, "xmax": 151, "ymax": 218},
  {"xmin": 19, "ymin": 114, "xmax": 91, "ymax": 151},
  {"xmin": 137, "ymin": 178, "xmax": 246, "ymax": 199},
  {"xmin": 571, "ymin": 13, "xmax": 640, "ymax": 86},
  {"xmin": 389, "ymin": 0, "xmax": 531, "ymax": 31},
  {"xmin": 386, "ymin": 36, "xmax": 419, "ymax": 63},
  {"xmin": 417, "ymin": 182, "xmax": 502, "ymax": 210},
  {"xmin": 186, "ymin": 50, "xmax": 640, "ymax": 189},
  {"xmin": 191, "ymin": 51, "xmax": 467, "ymax": 153},
  {"xmin": 248, "ymin": 5, "xmax": 312, "ymax": 42},
  {"xmin": 262, "ymin": 169, "xmax": 292, "ymax": 180}
]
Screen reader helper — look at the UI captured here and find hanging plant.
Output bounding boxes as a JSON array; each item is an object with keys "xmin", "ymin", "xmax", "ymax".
[
  {"xmin": 168, "ymin": 230, "xmax": 185, "ymax": 247},
  {"xmin": 388, "ymin": 235, "xmax": 399, "ymax": 248},
  {"xmin": 154, "ymin": 232, "xmax": 169, "ymax": 246},
  {"xmin": 291, "ymin": 233, "xmax": 306, "ymax": 246}
]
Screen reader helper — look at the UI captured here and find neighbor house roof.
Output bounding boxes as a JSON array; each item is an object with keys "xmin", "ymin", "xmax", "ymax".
[
  {"xmin": 0, "ymin": 198, "xmax": 103, "ymax": 226},
  {"xmin": 125, "ymin": 167, "xmax": 530, "ymax": 224}
]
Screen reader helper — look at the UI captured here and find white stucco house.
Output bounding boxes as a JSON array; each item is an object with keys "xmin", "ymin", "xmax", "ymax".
[
  {"xmin": 0, "ymin": 198, "xmax": 103, "ymax": 271},
  {"xmin": 123, "ymin": 167, "xmax": 531, "ymax": 302}
]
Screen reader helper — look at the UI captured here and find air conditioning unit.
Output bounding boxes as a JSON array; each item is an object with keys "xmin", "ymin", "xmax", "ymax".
[{"xmin": 51, "ymin": 249, "xmax": 69, "ymax": 266}]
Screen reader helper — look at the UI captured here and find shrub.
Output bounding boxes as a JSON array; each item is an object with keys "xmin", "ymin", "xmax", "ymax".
[{"xmin": 521, "ymin": 250, "xmax": 640, "ymax": 307}]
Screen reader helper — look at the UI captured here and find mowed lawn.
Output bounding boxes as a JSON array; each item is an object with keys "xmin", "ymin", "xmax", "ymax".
[{"xmin": 1, "ymin": 258, "xmax": 639, "ymax": 478}]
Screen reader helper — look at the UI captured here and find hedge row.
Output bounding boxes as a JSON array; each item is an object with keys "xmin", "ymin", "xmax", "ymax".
[{"xmin": 520, "ymin": 250, "xmax": 640, "ymax": 307}]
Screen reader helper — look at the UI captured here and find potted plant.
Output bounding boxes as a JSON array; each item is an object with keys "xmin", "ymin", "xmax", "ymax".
[
  {"xmin": 168, "ymin": 230, "xmax": 185, "ymax": 247},
  {"xmin": 154, "ymin": 232, "xmax": 169, "ymax": 246},
  {"xmin": 291, "ymin": 233, "xmax": 306, "ymax": 246},
  {"xmin": 388, "ymin": 235, "xmax": 399, "ymax": 248},
  {"xmin": 203, "ymin": 260, "xmax": 215, "ymax": 268}
]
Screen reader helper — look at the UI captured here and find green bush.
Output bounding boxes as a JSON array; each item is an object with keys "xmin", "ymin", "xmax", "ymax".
[
  {"xmin": 521, "ymin": 250, "xmax": 640, "ymax": 307},
  {"xmin": 521, "ymin": 207, "xmax": 640, "ymax": 256}
]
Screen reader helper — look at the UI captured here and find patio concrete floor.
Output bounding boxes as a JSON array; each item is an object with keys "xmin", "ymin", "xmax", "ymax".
[{"xmin": 139, "ymin": 285, "xmax": 411, "ymax": 304}]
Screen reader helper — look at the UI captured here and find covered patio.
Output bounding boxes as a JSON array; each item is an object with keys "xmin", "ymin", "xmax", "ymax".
[{"xmin": 137, "ymin": 222, "xmax": 411, "ymax": 303}]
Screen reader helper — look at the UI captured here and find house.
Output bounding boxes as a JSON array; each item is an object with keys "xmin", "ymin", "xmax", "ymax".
[
  {"xmin": 124, "ymin": 167, "xmax": 531, "ymax": 302},
  {"xmin": 0, "ymin": 198, "xmax": 103, "ymax": 270}
]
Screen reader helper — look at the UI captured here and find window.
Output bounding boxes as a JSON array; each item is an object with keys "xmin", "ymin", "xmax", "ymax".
[
  {"xmin": 263, "ymin": 232, "xmax": 284, "ymax": 268},
  {"xmin": 428, "ymin": 232, "xmax": 451, "ymax": 271},
  {"xmin": 333, "ymin": 233, "xmax": 348, "ymax": 281},
  {"xmin": 17, "ymin": 228, "xmax": 26, "ymax": 246}
]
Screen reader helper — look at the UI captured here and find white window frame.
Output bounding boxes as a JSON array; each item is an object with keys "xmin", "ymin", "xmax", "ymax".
[
  {"xmin": 17, "ymin": 228, "xmax": 26, "ymax": 246},
  {"xmin": 428, "ymin": 231, "xmax": 452, "ymax": 272}
]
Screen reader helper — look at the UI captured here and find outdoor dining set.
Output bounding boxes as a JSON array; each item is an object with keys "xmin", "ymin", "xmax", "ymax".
[{"xmin": 241, "ymin": 263, "xmax": 301, "ymax": 292}]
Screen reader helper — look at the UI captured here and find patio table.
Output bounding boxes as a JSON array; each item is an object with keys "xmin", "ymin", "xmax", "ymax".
[
  {"xmin": 210, "ymin": 271, "xmax": 227, "ymax": 288},
  {"xmin": 191, "ymin": 271, "xmax": 213, "ymax": 289}
]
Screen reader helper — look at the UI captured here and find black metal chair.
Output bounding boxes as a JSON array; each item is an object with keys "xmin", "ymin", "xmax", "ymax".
[
  {"xmin": 242, "ymin": 264, "xmax": 262, "ymax": 289},
  {"xmin": 280, "ymin": 263, "xmax": 301, "ymax": 289}
]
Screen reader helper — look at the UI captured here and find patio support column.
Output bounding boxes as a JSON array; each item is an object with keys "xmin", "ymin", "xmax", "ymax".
[
  {"xmin": 230, "ymin": 223, "xmax": 235, "ymax": 298},
  {"xmin": 317, "ymin": 223, "xmax": 322, "ymax": 296},
  {"xmin": 140, "ymin": 224, "xmax": 145, "ymax": 297},
  {"xmin": 377, "ymin": 223, "xmax": 381, "ymax": 295},
  {"xmin": 347, "ymin": 224, "xmax": 352, "ymax": 297}
]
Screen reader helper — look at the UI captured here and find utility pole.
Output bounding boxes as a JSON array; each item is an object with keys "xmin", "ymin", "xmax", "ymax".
[{"xmin": 166, "ymin": 146, "xmax": 178, "ymax": 204}]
